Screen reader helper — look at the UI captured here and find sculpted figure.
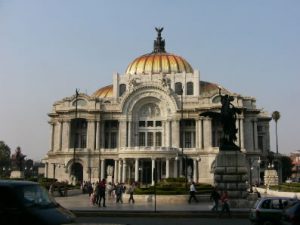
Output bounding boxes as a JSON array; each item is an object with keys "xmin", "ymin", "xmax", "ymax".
[{"xmin": 11, "ymin": 146, "xmax": 26, "ymax": 171}]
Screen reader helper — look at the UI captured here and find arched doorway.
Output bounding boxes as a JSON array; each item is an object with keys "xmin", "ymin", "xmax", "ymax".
[{"xmin": 71, "ymin": 162, "xmax": 83, "ymax": 182}]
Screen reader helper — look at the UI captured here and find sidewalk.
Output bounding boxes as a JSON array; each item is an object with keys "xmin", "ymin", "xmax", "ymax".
[{"xmin": 54, "ymin": 189, "xmax": 251, "ymax": 217}]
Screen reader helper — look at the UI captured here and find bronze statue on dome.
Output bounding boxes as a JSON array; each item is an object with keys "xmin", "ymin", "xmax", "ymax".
[
  {"xmin": 153, "ymin": 27, "xmax": 166, "ymax": 53},
  {"xmin": 11, "ymin": 146, "xmax": 26, "ymax": 171}
]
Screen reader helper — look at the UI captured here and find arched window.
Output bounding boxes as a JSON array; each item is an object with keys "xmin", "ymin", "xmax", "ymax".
[
  {"xmin": 119, "ymin": 84, "xmax": 126, "ymax": 96},
  {"xmin": 175, "ymin": 82, "xmax": 183, "ymax": 95},
  {"xmin": 186, "ymin": 82, "xmax": 194, "ymax": 95}
]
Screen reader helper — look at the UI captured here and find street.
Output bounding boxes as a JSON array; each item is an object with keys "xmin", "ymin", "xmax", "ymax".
[{"xmin": 76, "ymin": 216, "xmax": 251, "ymax": 225}]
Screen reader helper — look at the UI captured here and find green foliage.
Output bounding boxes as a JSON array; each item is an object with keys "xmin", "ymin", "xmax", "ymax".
[
  {"xmin": 135, "ymin": 179, "xmax": 213, "ymax": 195},
  {"xmin": 269, "ymin": 183, "xmax": 300, "ymax": 192},
  {"xmin": 0, "ymin": 141, "xmax": 11, "ymax": 177}
]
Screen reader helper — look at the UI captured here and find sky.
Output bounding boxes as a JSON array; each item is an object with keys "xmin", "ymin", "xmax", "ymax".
[{"xmin": 0, "ymin": 0, "xmax": 299, "ymax": 161}]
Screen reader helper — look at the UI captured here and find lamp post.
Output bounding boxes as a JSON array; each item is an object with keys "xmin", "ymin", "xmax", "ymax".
[
  {"xmin": 180, "ymin": 87, "xmax": 188, "ymax": 190},
  {"xmin": 72, "ymin": 89, "xmax": 79, "ymax": 183},
  {"xmin": 257, "ymin": 157, "xmax": 261, "ymax": 186}
]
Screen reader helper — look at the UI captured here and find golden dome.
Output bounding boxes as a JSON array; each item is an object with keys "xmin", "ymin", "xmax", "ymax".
[
  {"xmin": 126, "ymin": 27, "xmax": 193, "ymax": 75},
  {"xmin": 125, "ymin": 52, "xmax": 193, "ymax": 75},
  {"xmin": 92, "ymin": 85, "xmax": 113, "ymax": 98}
]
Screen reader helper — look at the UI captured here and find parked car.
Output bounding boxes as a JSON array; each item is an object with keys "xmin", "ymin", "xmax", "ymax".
[
  {"xmin": 281, "ymin": 201, "xmax": 300, "ymax": 225},
  {"xmin": 0, "ymin": 180, "xmax": 76, "ymax": 225},
  {"xmin": 249, "ymin": 196, "xmax": 299, "ymax": 225}
]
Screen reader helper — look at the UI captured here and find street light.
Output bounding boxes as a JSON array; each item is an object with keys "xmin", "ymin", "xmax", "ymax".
[
  {"xmin": 72, "ymin": 89, "xmax": 79, "ymax": 183},
  {"xmin": 180, "ymin": 86, "xmax": 188, "ymax": 191},
  {"xmin": 257, "ymin": 157, "xmax": 261, "ymax": 186}
]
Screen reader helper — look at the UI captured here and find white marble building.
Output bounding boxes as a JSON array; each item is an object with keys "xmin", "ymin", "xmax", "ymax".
[{"xmin": 43, "ymin": 29, "xmax": 271, "ymax": 185}]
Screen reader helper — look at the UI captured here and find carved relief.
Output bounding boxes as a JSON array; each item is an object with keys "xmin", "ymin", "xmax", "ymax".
[{"xmin": 140, "ymin": 103, "xmax": 160, "ymax": 117}]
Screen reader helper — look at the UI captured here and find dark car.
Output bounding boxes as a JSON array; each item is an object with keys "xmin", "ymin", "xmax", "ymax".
[
  {"xmin": 0, "ymin": 180, "xmax": 76, "ymax": 225},
  {"xmin": 249, "ymin": 196, "xmax": 299, "ymax": 225},
  {"xmin": 281, "ymin": 201, "xmax": 300, "ymax": 225}
]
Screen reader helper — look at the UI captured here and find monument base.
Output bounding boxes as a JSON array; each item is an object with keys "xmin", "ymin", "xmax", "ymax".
[
  {"xmin": 10, "ymin": 170, "xmax": 25, "ymax": 179},
  {"xmin": 214, "ymin": 151, "xmax": 248, "ymax": 200},
  {"xmin": 107, "ymin": 175, "xmax": 113, "ymax": 184},
  {"xmin": 264, "ymin": 169, "xmax": 279, "ymax": 186}
]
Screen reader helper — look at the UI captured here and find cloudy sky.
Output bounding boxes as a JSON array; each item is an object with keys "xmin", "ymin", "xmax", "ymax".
[{"xmin": 0, "ymin": 0, "xmax": 299, "ymax": 160}]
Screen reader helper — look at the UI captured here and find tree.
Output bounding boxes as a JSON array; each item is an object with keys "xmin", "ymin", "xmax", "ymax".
[
  {"xmin": 272, "ymin": 111, "xmax": 281, "ymax": 154},
  {"xmin": 0, "ymin": 141, "xmax": 11, "ymax": 177},
  {"xmin": 281, "ymin": 156, "xmax": 293, "ymax": 182}
]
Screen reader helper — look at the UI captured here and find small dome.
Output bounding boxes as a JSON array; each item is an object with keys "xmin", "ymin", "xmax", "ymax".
[
  {"xmin": 92, "ymin": 85, "xmax": 113, "ymax": 98},
  {"xmin": 125, "ymin": 52, "xmax": 193, "ymax": 75}
]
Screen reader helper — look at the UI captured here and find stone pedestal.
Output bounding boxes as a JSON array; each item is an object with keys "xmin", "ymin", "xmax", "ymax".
[
  {"xmin": 10, "ymin": 170, "xmax": 24, "ymax": 179},
  {"xmin": 264, "ymin": 169, "xmax": 279, "ymax": 186},
  {"xmin": 214, "ymin": 151, "xmax": 249, "ymax": 207},
  {"xmin": 107, "ymin": 175, "xmax": 113, "ymax": 184}
]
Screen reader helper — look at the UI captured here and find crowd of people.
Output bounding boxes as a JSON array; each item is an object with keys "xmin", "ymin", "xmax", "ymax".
[{"xmin": 80, "ymin": 179, "xmax": 136, "ymax": 207}]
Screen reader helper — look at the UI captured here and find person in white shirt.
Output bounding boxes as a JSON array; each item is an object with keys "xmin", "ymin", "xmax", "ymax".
[{"xmin": 188, "ymin": 181, "xmax": 199, "ymax": 203}]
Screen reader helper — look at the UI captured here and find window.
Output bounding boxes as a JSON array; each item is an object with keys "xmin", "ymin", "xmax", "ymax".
[
  {"xmin": 71, "ymin": 119, "xmax": 87, "ymax": 148},
  {"xmin": 156, "ymin": 132, "xmax": 162, "ymax": 146},
  {"xmin": 119, "ymin": 84, "xmax": 126, "ymax": 96},
  {"xmin": 258, "ymin": 136, "xmax": 264, "ymax": 151},
  {"xmin": 147, "ymin": 121, "xmax": 153, "ymax": 127},
  {"xmin": 155, "ymin": 121, "xmax": 162, "ymax": 127},
  {"xmin": 111, "ymin": 132, "xmax": 117, "ymax": 148},
  {"xmin": 139, "ymin": 121, "xmax": 145, "ymax": 127},
  {"xmin": 185, "ymin": 132, "xmax": 192, "ymax": 148},
  {"xmin": 186, "ymin": 82, "xmax": 194, "ymax": 95},
  {"xmin": 104, "ymin": 120, "xmax": 119, "ymax": 148},
  {"xmin": 147, "ymin": 132, "xmax": 154, "ymax": 146},
  {"xmin": 139, "ymin": 132, "xmax": 145, "ymax": 146},
  {"xmin": 175, "ymin": 82, "xmax": 183, "ymax": 95}
]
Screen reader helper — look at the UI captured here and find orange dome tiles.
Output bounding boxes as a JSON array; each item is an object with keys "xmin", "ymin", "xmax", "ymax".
[
  {"xmin": 125, "ymin": 52, "xmax": 193, "ymax": 75},
  {"xmin": 92, "ymin": 85, "xmax": 113, "ymax": 98}
]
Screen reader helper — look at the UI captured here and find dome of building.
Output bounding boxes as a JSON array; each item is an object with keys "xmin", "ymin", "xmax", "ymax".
[
  {"xmin": 126, "ymin": 27, "xmax": 193, "ymax": 75},
  {"xmin": 92, "ymin": 84, "xmax": 113, "ymax": 98},
  {"xmin": 125, "ymin": 52, "xmax": 193, "ymax": 75}
]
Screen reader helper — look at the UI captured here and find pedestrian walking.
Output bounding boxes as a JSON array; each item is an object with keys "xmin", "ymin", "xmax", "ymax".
[
  {"xmin": 219, "ymin": 191, "xmax": 231, "ymax": 217},
  {"xmin": 97, "ymin": 179, "xmax": 106, "ymax": 207},
  {"xmin": 128, "ymin": 182, "xmax": 135, "ymax": 204},
  {"xmin": 188, "ymin": 181, "xmax": 198, "ymax": 203},
  {"xmin": 115, "ymin": 183, "xmax": 124, "ymax": 203},
  {"xmin": 210, "ymin": 187, "xmax": 220, "ymax": 212}
]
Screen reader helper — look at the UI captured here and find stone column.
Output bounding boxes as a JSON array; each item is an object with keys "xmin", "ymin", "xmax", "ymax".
[
  {"xmin": 151, "ymin": 158, "xmax": 156, "ymax": 185},
  {"xmin": 58, "ymin": 121, "xmax": 63, "ymax": 151},
  {"xmin": 253, "ymin": 120, "xmax": 258, "ymax": 151},
  {"xmin": 62, "ymin": 120, "xmax": 70, "ymax": 151},
  {"xmin": 87, "ymin": 120, "xmax": 95, "ymax": 150},
  {"xmin": 203, "ymin": 117, "xmax": 212, "ymax": 149},
  {"xmin": 100, "ymin": 159, "xmax": 105, "ymax": 180},
  {"xmin": 171, "ymin": 120, "xmax": 180, "ymax": 148},
  {"xmin": 240, "ymin": 117, "xmax": 245, "ymax": 149},
  {"xmin": 128, "ymin": 121, "xmax": 132, "ymax": 147},
  {"xmin": 118, "ymin": 160, "xmax": 122, "ymax": 183},
  {"xmin": 193, "ymin": 158, "xmax": 197, "ymax": 182},
  {"xmin": 165, "ymin": 121, "xmax": 171, "ymax": 147},
  {"xmin": 95, "ymin": 121, "xmax": 100, "ymax": 150},
  {"xmin": 114, "ymin": 159, "xmax": 118, "ymax": 184},
  {"xmin": 173, "ymin": 158, "xmax": 178, "ymax": 178},
  {"xmin": 119, "ymin": 120, "xmax": 127, "ymax": 148},
  {"xmin": 135, "ymin": 158, "xmax": 139, "ymax": 182},
  {"xmin": 122, "ymin": 159, "xmax": 127, "ymax": 183},
  {"xmin": 166, "ymin": 158, "xmax": 170, "ymax": 178},
  {"xmin": 49, "ymin": 123, "xmax": 54, "ymax": 151}
]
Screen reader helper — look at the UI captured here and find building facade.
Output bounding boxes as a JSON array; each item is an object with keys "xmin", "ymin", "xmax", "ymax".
[{"xmin": 44, "ymin": 29, "xmax": 271, "ymax": 185}]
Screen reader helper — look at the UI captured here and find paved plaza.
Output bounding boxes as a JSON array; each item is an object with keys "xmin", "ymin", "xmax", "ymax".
[{"xmin": 55, "ymin": 189, "xmax": 253, "ymax": 216}]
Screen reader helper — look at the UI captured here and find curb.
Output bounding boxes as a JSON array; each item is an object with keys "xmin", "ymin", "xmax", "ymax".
[{"xmin": 72, "ymin": 210, "xmax": 250, "ymax": 218}]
